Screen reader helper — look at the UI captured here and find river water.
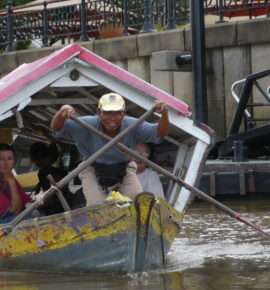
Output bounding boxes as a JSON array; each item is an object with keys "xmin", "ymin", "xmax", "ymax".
[{"xmin": 1, "ymin": 198, "xmax": 270, "ymax": 290}]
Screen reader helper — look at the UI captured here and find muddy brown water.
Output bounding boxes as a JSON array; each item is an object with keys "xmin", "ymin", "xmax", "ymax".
[{"xmin": 1, "ymin": 198, "xmax": 270, "ymax": 290}]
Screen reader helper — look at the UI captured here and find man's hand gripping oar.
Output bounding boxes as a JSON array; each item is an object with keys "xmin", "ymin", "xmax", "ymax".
[{"xmin": 71, "ymin": 116, "xmax": 270, "ymax": 239}]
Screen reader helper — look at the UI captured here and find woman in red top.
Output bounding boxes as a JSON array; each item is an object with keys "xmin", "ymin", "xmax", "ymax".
[{"xmin": 0, "ymin": 143, "xmax": 31, "ymax": 223}]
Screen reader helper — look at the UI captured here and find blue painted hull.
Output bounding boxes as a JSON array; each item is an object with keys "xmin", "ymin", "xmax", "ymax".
[{"xmin": 0, "ymin": 193, "xmax": 182, "ymax": 272}]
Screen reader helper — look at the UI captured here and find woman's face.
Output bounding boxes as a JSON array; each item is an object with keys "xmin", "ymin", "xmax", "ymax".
[{"xmin": 0, "ymin": 150, "xmax": 15, "ymax": 175}]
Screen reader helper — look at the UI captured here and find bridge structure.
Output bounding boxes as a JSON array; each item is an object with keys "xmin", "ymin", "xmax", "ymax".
[{"xmin": 0, "ymin": 0, "xmax": 270, "ymax": 51}]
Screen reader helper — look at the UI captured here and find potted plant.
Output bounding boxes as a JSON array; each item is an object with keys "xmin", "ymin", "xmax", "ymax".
[{"xmin": 98, "ymin": 22, "xmax": 124, "ymax": 39}]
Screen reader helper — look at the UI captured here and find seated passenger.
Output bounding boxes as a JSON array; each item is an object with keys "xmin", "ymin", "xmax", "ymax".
[
  {"xmin": 30, "ymin": 142, "xmax": 76, "ymax": 215},
  {"xmin": 134, "ymin": 143, "xmax": 165, "ymax": 198},
  {"xmin": 0, "ymin": 143, "xmax": 32, "ymax": 223}
]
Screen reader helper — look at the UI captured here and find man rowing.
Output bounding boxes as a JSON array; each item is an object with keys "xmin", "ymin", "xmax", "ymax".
[{"xmin": 51, "ymin": 92, "xmax": 169, "ymax": 205}]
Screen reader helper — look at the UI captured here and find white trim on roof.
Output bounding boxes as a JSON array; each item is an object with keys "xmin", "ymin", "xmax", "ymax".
[{"xmin": 0, "ymin": 66, "xmax": 72, "ymax": 117}]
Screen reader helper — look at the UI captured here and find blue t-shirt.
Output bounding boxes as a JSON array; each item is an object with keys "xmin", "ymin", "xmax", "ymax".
[{"xmin": 56, "ymin": 115, "xmax": 161, "ymax": 164}]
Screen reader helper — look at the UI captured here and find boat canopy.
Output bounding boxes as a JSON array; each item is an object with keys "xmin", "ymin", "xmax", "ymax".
[
  {"xmin": 0, "ymin": 43, "xmax": 214, "ymax": 211},
  {"xmin": 0, "ymin": 43, "xmax": 211, "ymax": 145}
]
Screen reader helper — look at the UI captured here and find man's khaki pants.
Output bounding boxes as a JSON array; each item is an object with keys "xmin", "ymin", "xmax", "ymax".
[{"xmin": 79, "ymin": 161, "xmax": 142, "ymax": 205}]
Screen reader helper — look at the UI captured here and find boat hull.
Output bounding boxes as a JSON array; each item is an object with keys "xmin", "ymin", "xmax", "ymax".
[{"xmin": 0, "ymin": 193, "xmax": 183, "ymax": 272}]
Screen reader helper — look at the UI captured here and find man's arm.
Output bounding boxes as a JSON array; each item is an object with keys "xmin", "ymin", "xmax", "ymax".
[
  {"xmin": 50, "ymin": 105, "xmax": 75, "ymax": 131},
  {"xmin": 155, "ymin": 102, "xmax": 169, "ymax": 137}
]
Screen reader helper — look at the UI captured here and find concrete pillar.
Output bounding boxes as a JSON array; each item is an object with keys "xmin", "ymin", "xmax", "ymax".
[
  {"xmin": 127, "ymin": 57, "xmax": 150, "ymax": 82},
  {"xmin": 150, "ymin": 55, "xmax": 174, "ymax": 94},
  {"xmin": 173, "ymin": 71, "xmax": 192, "ymax": 106},
  {"xmin": 113, "ymin": 60, "xmax": 128, "ymax": 70},
  {"xmin": 223, "ymin": 46, "xmax": 251, "ymax": 135},
  {"xmin": 251, "ymin": 44, "xmax": 270, "ymax": 122},
  {"xmin": 206, "ymin": 48, "xmax": 226, "ymax": 139}
]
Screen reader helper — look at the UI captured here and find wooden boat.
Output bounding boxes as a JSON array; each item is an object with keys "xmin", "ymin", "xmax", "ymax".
[
  {"xmin": 0, "ymin": 193, "xmax": 182, "ymax": 272},
  {"xmin": 0, "ymin": 44, "xmax": 213, "ymax": 272}
]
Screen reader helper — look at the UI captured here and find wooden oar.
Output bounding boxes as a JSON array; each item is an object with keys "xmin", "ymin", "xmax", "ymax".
[
  {"xmin": 72, "ymin": 116, "xmax": 270, "ymax": 239},
  {"xmin": 0, "ymin": 106, "xmax": 156, "ymax": 233}
]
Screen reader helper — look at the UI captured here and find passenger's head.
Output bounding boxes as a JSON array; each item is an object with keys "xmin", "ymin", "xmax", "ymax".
[
  {"xmin": 97, "ymin": 93, "xmax": 126, "ymax": 134},
  {"xmin": 30, "ymin": 142, "xmax": 59, "ymax": 168},
  {"xmin": 0, "ymin": 143, "xmax": 16, "ymax": 174},
  {"xmin": 134, "ymin": 143, "xmax": 151, "ymax": 174}
]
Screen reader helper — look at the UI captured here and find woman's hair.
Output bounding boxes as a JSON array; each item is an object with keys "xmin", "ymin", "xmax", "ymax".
[
  {"xmin": 30, "ymin": 142, "xmax": 59, "ymax": 164},
  {"xmin": 0, "ymin": 143, "xmax": 16, "ymax": 157}
]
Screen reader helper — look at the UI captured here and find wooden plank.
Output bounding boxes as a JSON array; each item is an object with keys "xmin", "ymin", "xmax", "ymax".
[
  {"xmin": 247, "ymin": 169, "xmax": 256, "ymax": 193},
  {"xmin": 239, "ymin": 169, "xmax": 246, "ymax": 195},
  {"xmin": 204, "ymin": 160, "xmax": 270, "ymax": 172},
  {"xmin": 209, "ymin": 171, "xmax": 216, "ymax": 196},
  {"xmin": 174, "ymin": 140, "xmax": 209, "ymax": 212},
  {"xmin": 31, "ymin": 98, "xmax": 94, "ymax": 105},
  {"xmin": 168, "ymin": 144, "xmax": 189, "ymax": 204}
]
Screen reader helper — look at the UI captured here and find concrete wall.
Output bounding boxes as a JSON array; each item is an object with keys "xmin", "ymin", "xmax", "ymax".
[{"xmin": 2, "ymin": 18, "xmax": 270, "ymax": 139}]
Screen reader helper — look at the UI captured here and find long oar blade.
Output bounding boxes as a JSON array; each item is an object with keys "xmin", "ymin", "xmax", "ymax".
[
  {"xmin": 235, "ymin": 213, "xmax": 270, "ymax": 238},
  {"xmin": 186, "ymin": 184, "xmax": 270, "ymax": 239}
]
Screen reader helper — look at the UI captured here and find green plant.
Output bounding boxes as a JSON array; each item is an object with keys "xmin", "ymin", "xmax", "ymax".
[
  {"xmin": 15, "ymin": 39, "xmax": 31, "ymax": 50},
  {"xmin": 155, "ymin": 24, "xmax": 164, "ymax": 32},
  {"xmin": 176, "ymin": 23, "xmax": 190, "ymax": 30}
]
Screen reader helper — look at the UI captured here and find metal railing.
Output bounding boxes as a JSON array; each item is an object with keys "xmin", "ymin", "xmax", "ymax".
[
  {"xmin": 0, "ymin": 0, "xmax": 190, "ymax": 51},
  {"xmin": 229, "ymin": 69, "xmax": 270, "ymax": 135},
  {"xmin": 1, "ymin": 0, "xmax": 270, "ymax": 51},
  {"xmin": 204, "ymin": 0, "xmax": 270, "ymax": 22}
]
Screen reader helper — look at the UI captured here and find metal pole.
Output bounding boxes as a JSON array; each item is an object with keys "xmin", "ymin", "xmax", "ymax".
[
  {"xmin": 123, "ymin": 0, "xmax": 129, "ymax": 35},
  {"xmin": 190, "ymin": 0, "xmax": 208, "ymax": 123},
  {"xmin": 143, "ymin": 0, "xmax": 154, "ymax": 32},
  {"xmin": 218, "ymin": 0, "xmax": 224, "ymax": 23},
  {"xmin": 167, "ymin": 0, "xmax": 176, "ymax": 29},
  {"xmin": 6, "ymin": 0, "xmax": 13, "ymax": 52},
  {"xmin": 42, "ymin": 1, "xmax": 48, "ymax": 47},
  {"xmin": 80, "ymin": 0, "xmax": 89, "ymax": 41}
]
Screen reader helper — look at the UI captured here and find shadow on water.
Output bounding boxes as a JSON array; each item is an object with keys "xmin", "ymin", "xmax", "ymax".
[{"xmin": 1, "ymin": 199, "xmax": 270, "ymax": 290}]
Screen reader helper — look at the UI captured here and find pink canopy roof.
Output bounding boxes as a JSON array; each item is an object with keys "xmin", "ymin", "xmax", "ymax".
[{"xmin": 0, "ymin": 43, "xmax": 191, "ymax": 117}]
